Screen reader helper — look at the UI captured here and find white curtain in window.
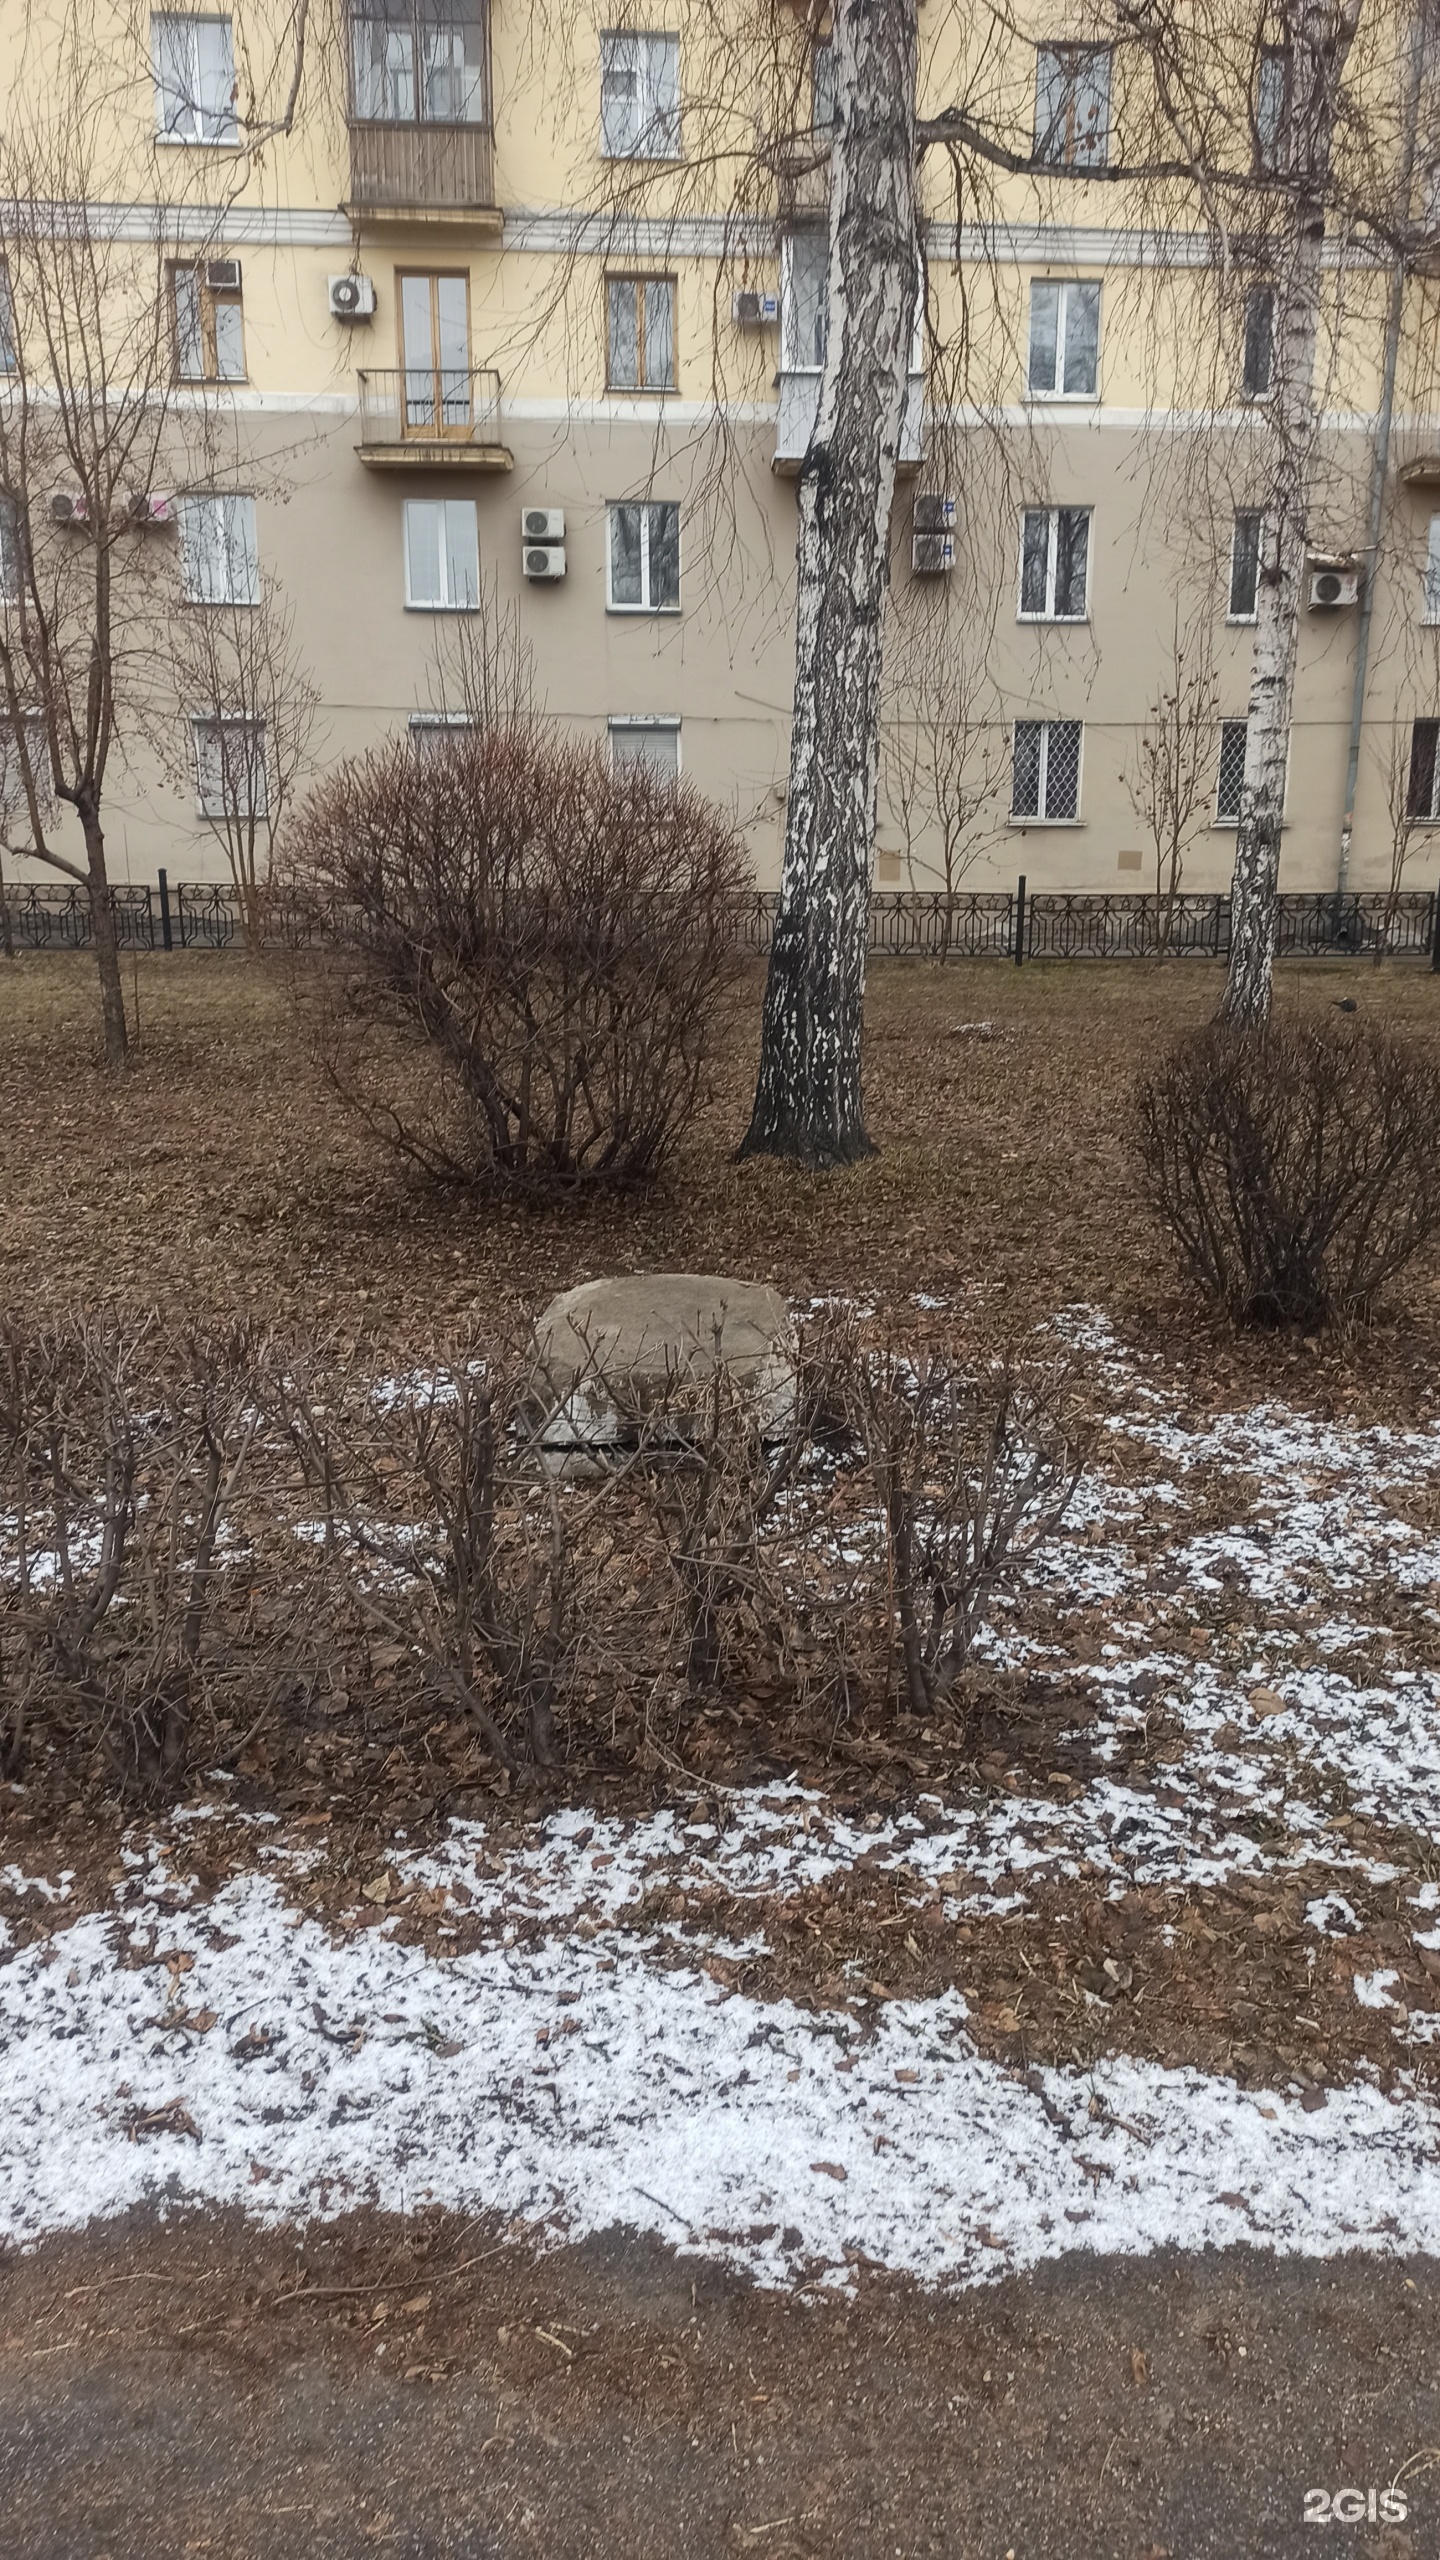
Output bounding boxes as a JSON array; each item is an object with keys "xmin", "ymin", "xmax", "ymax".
[
  {"xmin": 600, "ymin": 33, "xmax": 680, "ymax": 159},
  {"xmin": 783, "ymin": 232, "xmax": 827, "ymax": 371},
  {"xmin": 194, "ymin": 717, "xmax": 268, "ymax": 819},
  {"xmin": 152, "ymin": 14, "xmax": 237, "ymax": 142},
  {"xmin": 179, "ymin": 495, "xmax": 258, "ymax": 604},
  {"xmin": 404, "ymin": 499, "xmax": 478, "ymax": 608}
]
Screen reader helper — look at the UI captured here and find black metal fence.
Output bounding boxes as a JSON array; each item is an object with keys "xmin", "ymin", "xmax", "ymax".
[{"xmin": 6, "ymin": 878, "xmax": 1438, "ymax": 963}]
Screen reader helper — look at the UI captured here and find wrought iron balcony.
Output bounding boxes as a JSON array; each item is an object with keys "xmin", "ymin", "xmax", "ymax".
[
  {"xmin": 356, "ymin": 366, "xmax": 511, "ymax": 469},
  {"xmin": 346, "ymin": 119, "xmax": 498, "ymax": 223}
]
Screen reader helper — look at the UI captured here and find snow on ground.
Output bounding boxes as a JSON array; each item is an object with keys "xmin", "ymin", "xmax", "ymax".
[{"xmin": 6, "ymin": 1308, "xmax": 1440, "ymax": 2288}]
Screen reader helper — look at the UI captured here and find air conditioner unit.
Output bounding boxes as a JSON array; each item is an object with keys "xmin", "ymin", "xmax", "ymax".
[
  {"xmin": 524, "ymin": 542, "xmax": 566, "ymax": 580},
  {"xmin": 205, "ymin": 258, "xmax": 242, "ymax": 292},
  {"xmin": 913, "ymin": 492, "xmax": 957, "ymax": 534},
  {"xmin": 48, "ymin": 490, "xmax": 88, "ymax": 525},
  {"xmin": 521, "ymin": 506, "xmax": 565, "ymax": 544},
  {"xmin": 129, "ymin": 492, "xmax": 173, "ymax": 527},
  {"xmin": 912, "ymin": 532, "xmax": 955, "ymax": 574},
  {"xmin": 328, "ymin": 272, "xmax": 376, "ymax": 321},
  {"xmin": 732, "ymin": 290, "xmax": 780, "ymax": 324},
  {"xmin": 1309, "ymin": 568, "xmax": 1358, "ymax": 608}
]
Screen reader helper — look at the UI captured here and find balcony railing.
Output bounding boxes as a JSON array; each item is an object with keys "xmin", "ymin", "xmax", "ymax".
[
  {"xmin": 346, "ymin": 119, "xmax": 497, "ymax": 217},
  {"xmin": 356, "ymin": 366, "xmax": 511, "ymax": 468},
  {"xmin": 774, "ymin": 369, "xmax": 925, "ymax": 474}
]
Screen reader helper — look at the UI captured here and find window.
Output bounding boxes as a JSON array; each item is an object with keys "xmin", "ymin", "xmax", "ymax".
[
  {"xmin": 1408, "ymin": 719, "xmax": 1440, "ymax": 820},
  {"xmin": 403, "ymin": 498, "xmax": 478, "ymax": 608},
  {"xmin": 170, "ymin": 260, "xmax": 245, "ymax": 383},
  {"xmin": 1216, "ymin": 717, "xmax": 1249, "ymax": 820},
  {"xmin": 350, "ymin": 0, "xmax": 488, "ymax": 124},
  {"xmin": 782, "ymin": 230, "xmax": 828, "ymax": 371},
  {"xmin": 1424, "ymin": 516, "xmax": 1440, "ymax": 623},
  {"xmin": 1229, "ymin": 510, "xmax": 1262, "ymax": 620},
  {"xmin": 408, "ymin": 711, "xmax": 476, "ymax": 758},
  {"xmin": 606, "ymin": 276, "xmax": 675, "ymax": 390},
  {"xmin": 1256, "ymin": 45, "xmax": 1291, "ymax": 170},
  {"xmin": 812, "ymin": 39, "xmax": 837, "ymax": 129},
  {"xmin": 1019, "ymin": 506, "xmax": 1090, "ymax": 620},
  {"xmin": 178, "ymin": 494, "xmax": 258, "ymax": 604},
  {"xmin": 1012, "ymin": 719, "xmax": 1082, "ymax": 820},
  {"xmin": 193, "ymin": 716, "xmax": 268, "ymax": 820},
  {"xmin": 0, "ymin": 496, "xmax": 19, "ymax": 604},
  {"xmin": 608, "ymin": 502, "xmax": 680, "ymax": 611},
  {"xmin": 609, "ymin": 716, "xmax": 680, "ymax": 777},
  {"xmin": 600, "ymin": 31, "xmax": 680, "ymax": 160},
  {"xmin": 151, "ymin": 14, "xmax": 237, "ymax": 143},
  {"xmin": 0, "ymin": 712, "xmax": 50, "ymax": 824},
  {"xmin": 1241, "ymin": 284, "xmax": 1273, "ymax": 397},
  {"xmin": 0, "ymin": 261, "xmax": 13, "ymax": 373},
  {"xmin": 1027, "ymin": 279, "xmax": 1100, "ymax": 396},
  {"xmin": 399, "ymin": 272, "xmax": 471, "ymax": 430},
  {"xmin": 1033, "ymin": 45, "xmax": 1111, "ymax": 170}
]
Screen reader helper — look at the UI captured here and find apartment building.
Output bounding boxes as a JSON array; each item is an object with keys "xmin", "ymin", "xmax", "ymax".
[{"xmin": 3, "ymin": 0, "xmax": 1439, "ymax": 898}]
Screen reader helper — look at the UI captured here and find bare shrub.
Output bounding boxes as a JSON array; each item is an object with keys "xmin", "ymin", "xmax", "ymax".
[
  {"xmin": 851, "ymin": 1349, "xmax": 1087, "ymax": 1722},
  {"xmin": 0, "ymin": 1319, "xmax": 281, "ymax": 1791},
  {"xmin": 280, "ymin": 727, "xmax": 749, "ymax": 1196},
  {"xmin": 278, "ymin": 1335, "xmax": 626, "ymax": 1772},
  {"xmin": 1136, "ymin": 1019, "xmax": 1440, "ymax": 1327}
]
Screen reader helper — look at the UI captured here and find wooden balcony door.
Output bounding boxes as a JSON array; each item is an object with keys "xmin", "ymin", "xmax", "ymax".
[{"xmin": 399, "ymin": 273, "xmax": 471, "ymax": 434}]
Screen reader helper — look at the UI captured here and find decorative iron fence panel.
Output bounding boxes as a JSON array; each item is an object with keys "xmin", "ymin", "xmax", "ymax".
[{"xmin": 5, "ymin": 882, "xmax": 1438, "ymax": 961}]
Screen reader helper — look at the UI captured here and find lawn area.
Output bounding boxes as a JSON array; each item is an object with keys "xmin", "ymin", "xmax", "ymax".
[{"xmin": 4, "ymin": 947, "xmax": 1440, "ymax": 1402}]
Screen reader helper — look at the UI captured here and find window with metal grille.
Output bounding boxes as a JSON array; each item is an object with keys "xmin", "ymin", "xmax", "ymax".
[
  {"xmin": 1033, "ymin": 44, "xmax": 1111, "ymax": 169},
  {"xmin": 609, "ymin": 716, "xmax": 680, "ymax": 777},
  {"xmin": 403, "ymin": 498, "xmax": 478, "ymax": 609},
  {"xmin": 178, "ymin": 494, "xmax": 259, "ymax": 604},
  {"xmin": 1242, "ymin": 285, "xmax": 1273, "ymax": 396},
  {"xmin": 350, "ymin": 0, "xmax": 488, "ymax": 124},
  {"xmin": 408, "ymin": 712, "xmax": 476, "ymax": 758},
  {"xmin": 606, "ymin": 277, "xmax": 675, "ymax": 390},
  {"xmin": 1229, "ymin": 511, "xmax": 1262, "ymax": 620},
  {"xmin": 1027, "ymin": 280, "xmax": 1100, "ymax": 396},
  {"xmin": 151, "ymin": 14, "xmax": 237, "ymax": 142},
  {"xmin": 600, "ymin": 31, "xmax": 680, "ymax": 160},
  {"xmin": 1424, "ymin": 517, "xmax": 1440, "ymax": 625},
  {"xmin": 192, "ymin": 716, "xmax": 268, "ymax": 820},
  {"xmin": 1216, "ymin": 718, "xmax": 1249, "ymax": 820},
  {"xmin": 1012, "ymin": 719, "xmax": 1082, "ymax": 820},
  {"xmin": 1408, "ymin": 719, "xmax": 1440, "ymax": 819},
  {"xmin": 170, "ymin": 261, "xmax": 245, "ymax": 383},
  {"xmin": 1019, "ymin": 507, "xmax": 1090, "ymax": 620},
  {"xmin": 607, "ymin": 502, "xmax": 680, "ymax": 611}
]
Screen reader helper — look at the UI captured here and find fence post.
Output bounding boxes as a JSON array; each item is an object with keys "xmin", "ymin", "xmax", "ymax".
[
  {"xmin": 157, "ymin": 868, "xmax": 173, "ymax": 953},
  {"xmin": 1014, "ymin": 873, "xmax": 1026, "ymax": 967}
]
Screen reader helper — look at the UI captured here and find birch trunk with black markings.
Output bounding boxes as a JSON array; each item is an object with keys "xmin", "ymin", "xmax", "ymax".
[{"xmin": 739, "ymin": 0, "xmax": 919, "ymax": 1167}]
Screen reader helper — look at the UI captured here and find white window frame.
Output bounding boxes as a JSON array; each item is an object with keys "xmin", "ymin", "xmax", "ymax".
[
  {"xmin": 1033, "ymin": 43, "xmax": 1111, "ymax": 171},
  {"xmin": 0, "ymin": 710, "xmax": 51, "ymax": 825},
  {"xmin": 1017, "ymin": 505, "xmax": 1091, "ymax": 622},
  {"xmin": 599, "ymin": 31, "xmax": 680, "ymax": 161},
  {"xmin": 781, "ymin": 231, "xmax": 924, "ymax": 377},
  {"xmin": 0, "ymin": 261, "xmax": 14, "ymax": 374},
  {"xmin": 1011, "ymin": 718, "xmax": 1084, "ymax": 823},
  {"xmin": 177, "ymin": 493, "xmax": 258, "ymax": 605},
  {"xmin": 151, "ymin": 13, "xmax": 238, "ymax": 145},
  {"xmin": 192, "ymin": 714, "xmax": 268, "ymax": 820},
  {"xmin": 1228, "ymin": 510, "xmax": 1262, "ymax": 624},
  {"xmin": 608, "ymin": 715, "xmax": 681, "ymax": 777},
  {"xmin": 606, "ymin": 501, "xmax": 681, "ymax": 613},
  {"xmin": 0, "ymin": 495, "xmax": 20, "ymax": 605},
  {"xmin": 605, "ymin": 274, "xmax": 676, "ymax": 392},
  {"xmin": 1026, "ymin": 279, "xmax": 1100, "ymax": 399},
  {"xmin": 403, "ymin": 498, "xmax": 479, "ymax": 611}
]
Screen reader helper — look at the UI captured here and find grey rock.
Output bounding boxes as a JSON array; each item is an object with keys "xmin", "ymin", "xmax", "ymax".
[{"xmin": 531, "ymin": 1273, "xmax": 797, "ymax": 1454}]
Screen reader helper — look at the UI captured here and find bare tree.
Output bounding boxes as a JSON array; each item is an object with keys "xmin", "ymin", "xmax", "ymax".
[
  {"xmin": 1124, "ymin": 601, "xmax": 1220, "ymax": 951},
  {"xmin": 164, "ymin": 573, "xmax": 322, "ymax": 949},
  {"xmin": 881, "ymin": 591, "xmax": 1005, "ymax": 955}
]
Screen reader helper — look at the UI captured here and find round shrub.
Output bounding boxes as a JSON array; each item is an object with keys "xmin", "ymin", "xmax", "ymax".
[
  {"xmin": 1135, "ymin": 1015, "xmax": 1440, "ymax": 1326},
  {"xmin": 280, "ymin": 727, "xmax": 750, "ymax": 1195}
]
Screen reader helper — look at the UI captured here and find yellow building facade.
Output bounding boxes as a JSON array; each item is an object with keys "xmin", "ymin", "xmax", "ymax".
[{"xmin": 4, "ymin": 0, "xmax": 1440, "ymax": 902}]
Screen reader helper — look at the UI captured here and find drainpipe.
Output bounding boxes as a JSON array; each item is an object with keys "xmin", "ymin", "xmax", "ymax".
[{"xmin": 1335, "ymin": 11, "xmax": 1426, "ymax": 901}]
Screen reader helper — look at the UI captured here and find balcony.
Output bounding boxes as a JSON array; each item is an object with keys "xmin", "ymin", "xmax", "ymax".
[
  {"xmin": 356, "ymin": 367, "xmax": 512, "ymax": 469},
  {"xmin": 773, "ymin": 369, "xmax": 925, "ymax": 476},
  {"xmin": 346, "ymin": 119, "xmax": 499, "ymax": 226}
]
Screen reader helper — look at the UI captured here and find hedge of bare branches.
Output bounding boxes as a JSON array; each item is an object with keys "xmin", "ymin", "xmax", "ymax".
[
  {"xmin": 0, "ymin": 1315, "xmax": 1088, "ymax": 1799},
  {"xmin": 1136, "ymin": 1018, "xmax": 1440, "ymax": 1327},
  {"xmin": 278, "ymin": 727, "xmax": 750, "ymax": 1195}
]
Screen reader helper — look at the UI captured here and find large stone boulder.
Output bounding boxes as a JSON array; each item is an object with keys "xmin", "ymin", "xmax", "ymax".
[{"xmin": 531, "ymin": 1273, "xmax": 797, "ymax": 1455}]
